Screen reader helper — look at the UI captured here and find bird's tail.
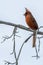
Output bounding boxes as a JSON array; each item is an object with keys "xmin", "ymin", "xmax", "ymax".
[{"xmin": 32, "ymin": 31, "xmax": 36, "ymax": 47}]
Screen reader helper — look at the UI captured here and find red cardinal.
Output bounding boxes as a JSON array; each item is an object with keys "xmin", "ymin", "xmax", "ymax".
[{"xmin": 24, "ymin": 8, "xmax": 38, "ymax": 47}]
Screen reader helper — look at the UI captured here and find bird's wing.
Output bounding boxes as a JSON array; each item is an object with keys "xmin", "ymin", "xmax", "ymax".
[{"xmin": 31, "ymin": 15, "xmax": 38, "ymax": 29}]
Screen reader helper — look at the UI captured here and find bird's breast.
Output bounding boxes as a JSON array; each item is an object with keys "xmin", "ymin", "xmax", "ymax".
[{"xmin": 25, "ymin": 15, "xmax": 38, "ymax": 30}]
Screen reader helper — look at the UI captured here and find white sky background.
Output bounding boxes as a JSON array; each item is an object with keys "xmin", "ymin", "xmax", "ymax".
[{"xmin": 0, "ymin": 0, "xmax": 43, "ymax": 65}]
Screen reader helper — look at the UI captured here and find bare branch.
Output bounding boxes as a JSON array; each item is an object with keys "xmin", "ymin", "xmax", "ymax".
[
  {"xmin": 32, "ymin": 46, "xmax": 40, "ymax": 59},
  {"xmin": 23, "ymin": 34, "xmax": 33, "ymax": 43},
  {"xmin": 32, "ymin": 36, "xmax": 41, "ymax": 59},
  {"xmin": 17, "ymin": 34, "xmax": 33, "ymax": 60},
  {"xmin": 35, "ymin": 46, "xmax": 40, "ymax": 59},
  {"xmin": 4, "ymin": 60, "xmax": 16, "ymax": 65},
  {"xmin": 1, "ymin": 29, "xmax": 21, "ymax": 43},
  {"xmin": 32, "ymin": 55, "xmax": 40, "ymax": 59},
  {"xmin": 0, "ymin": 20, "xmax": 43, "ymax": 62},
  {"xmin": 13, "ymin": 27, "xmax": 17, "ymax": 59},
  {"xmin": 0, "ymin": 21, "xmax": 43, "ymax": 35},
  {"xmin": 1, "ymin": 33, "xmax": 13, "ymax": 43},
  {"xmin": 38, "ymin": 37, "xmax": 40, "ymax": 52}
]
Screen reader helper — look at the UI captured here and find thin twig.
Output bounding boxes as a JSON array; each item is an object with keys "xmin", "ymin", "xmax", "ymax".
[
  {"xmin": 38, "ymin": 37, "xmax": 40, "ymax": 52},
  {"xmin": 1, "ymin": 33, "xmax": 13, "ymax": 43},
  {"xmin": 32, "ymin": 37, "xmax": 41, "ymax": 59},
  {"xmin": 17, "ymin": 34, "xmax": 33, "ymax": 60},
  {"xmin": 13, "ymin": 27, "xmax": 17, "ymax": 59},
  {"xmin": 35, "ymin": 46, "xmax": 40, "ymax": 59},
  {"xmin": 4, "ymin": 60, "xmax": 16, "ymax": 65},
  {"xmin": 32, "ymin": 46, "xmax": 40, "ymax": 59}
]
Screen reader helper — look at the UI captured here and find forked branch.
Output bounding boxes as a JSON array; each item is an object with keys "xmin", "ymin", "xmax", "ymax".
[{"xmin": 0, "ymin": 20, "xmax": 43, "ymax": 65}]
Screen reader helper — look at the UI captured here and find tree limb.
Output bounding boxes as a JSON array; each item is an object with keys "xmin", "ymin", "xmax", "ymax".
[{"xmin": 0, "ymin": 21, "xmax": 43, "ymax": 35}]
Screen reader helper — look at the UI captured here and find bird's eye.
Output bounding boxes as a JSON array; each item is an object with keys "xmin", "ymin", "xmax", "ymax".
[{"xmin": 25, "ymin": 12, "xmax": 27, "ymax": 15}]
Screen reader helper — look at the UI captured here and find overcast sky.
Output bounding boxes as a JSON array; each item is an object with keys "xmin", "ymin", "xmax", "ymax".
[{"xmin": 0, "ymin": 0, "xmax": 43, "ymax": 65}]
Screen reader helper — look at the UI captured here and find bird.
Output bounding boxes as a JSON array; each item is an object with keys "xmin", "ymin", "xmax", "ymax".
[{"xmin": 24, "ymin": 8, "xmax": 38, "ymax": 47}]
